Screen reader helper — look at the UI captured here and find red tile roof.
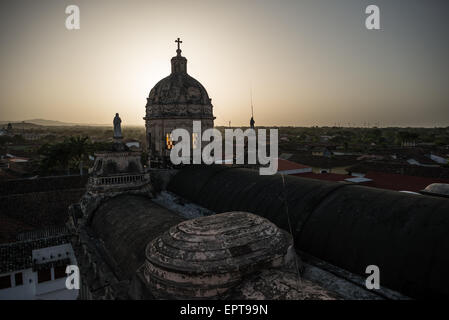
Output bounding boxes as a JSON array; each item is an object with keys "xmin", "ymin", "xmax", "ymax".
[
  {"xmin": 294, "ymin": 172, "xmax": 348, "ymax": 182},
  {"xmin": 277, "ymin": 159, "xmax": 311, "ymax": 171}
]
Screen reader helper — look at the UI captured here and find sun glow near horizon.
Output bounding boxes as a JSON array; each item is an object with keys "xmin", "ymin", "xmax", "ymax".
[{"xmin": 0, "ymin": 0, "xmax": 448, "ymax": 128}]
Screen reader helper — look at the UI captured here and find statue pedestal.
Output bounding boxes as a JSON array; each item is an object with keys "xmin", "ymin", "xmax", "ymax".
[{"xmin": 113, "ymin": 136, "xmax": 126, "ymax": 152}]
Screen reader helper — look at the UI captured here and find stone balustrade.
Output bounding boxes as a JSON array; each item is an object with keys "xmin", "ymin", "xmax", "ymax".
[{"xmin": 88, "ymin": 174, "xmax": 147, "ymax": 186}]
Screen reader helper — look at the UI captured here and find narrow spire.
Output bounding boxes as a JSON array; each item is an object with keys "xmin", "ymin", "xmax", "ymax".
[
  {"xmin": 250, "ymin": 86, "xmax": 254, "ymax": 118},
  {"xmin": 250, "ymin": 86, "xmax": 255, "ymax": 129}
]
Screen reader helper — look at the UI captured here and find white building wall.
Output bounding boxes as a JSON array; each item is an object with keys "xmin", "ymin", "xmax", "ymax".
[
  {"xmin": 0, "ymin": 268, "xmax": 36, "ymax": 300},
  {"xmin": 0, "ymin": 243, "xmax": 79, "ymax": 300}
]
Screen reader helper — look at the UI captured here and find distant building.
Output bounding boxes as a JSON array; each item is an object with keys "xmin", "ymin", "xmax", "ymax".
[
  {"xmin": 319, "ymin": 135, "xmax": 333, "ymax": 142},
  {"xmin": 406, "ymin": 158, "xmax": 439, "ymax": 167},
  {"xmin": 401, "ymin": 141, "xmax": 416, "ymax": 147},
  {"xmin": 6, "ymin": 154, "xmax": 29, "ymax": 163},
  {"xmin": 311, "ymin": 147, "xmax": 333, "ymax": 158},
  {"xmin": 429, "ymin": 153, "xmax": 448, "ymax": 165},
  {"xmin": 22, "ymin": 133, "xmax": 47, "ymax": 141},
  {"xmin": 0, "ymin": 124, "xmax": 13, "ymax": 137},
  {"xmin": 357, "ymin": 154, "xmax": 384, "ymax": 161}
]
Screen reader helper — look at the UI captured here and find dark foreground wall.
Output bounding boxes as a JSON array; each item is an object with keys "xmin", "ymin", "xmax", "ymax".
[{"xmin": 168, "ymin": 165, "xmax": 449, "ymax": 299}]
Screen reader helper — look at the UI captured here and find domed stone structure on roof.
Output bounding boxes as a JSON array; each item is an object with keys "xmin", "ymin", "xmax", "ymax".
[
  {"xmin": 422, "ymin": 183, "xmax": 449, "ymax": 197},
  {"xmin": 142, "ymin": 211, "xmax": 293, "ymax": 299},
  {"xmin": 144, "ymin": 38, "xmax": 215, "ymax": 166}
]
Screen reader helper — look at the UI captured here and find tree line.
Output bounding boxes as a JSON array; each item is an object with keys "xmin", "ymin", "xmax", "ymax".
[{"xmin": 38, "ymin": 136, "xmax": 111, "ymax": 176}]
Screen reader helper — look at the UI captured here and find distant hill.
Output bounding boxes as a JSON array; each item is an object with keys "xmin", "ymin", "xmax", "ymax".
[
  {"xmin": 0, "ymin": 122, "xmax": 41, "ymax": 129},
  {"xmin": 0, "ymin": 119, "xmax": 108, "ymax": 127},
  {"xmin": 24, "ymin": 119, "xmax": 80, "ymax": 126}
]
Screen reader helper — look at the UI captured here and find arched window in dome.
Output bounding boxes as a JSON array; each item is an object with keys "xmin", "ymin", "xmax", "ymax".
[
  {"xmin": 166, "ymin": 133, "xmax": 173, "ymax": 150},
  {"xmin": 192, "ymin": 133, "xmax": 199, "ymax": 150}
]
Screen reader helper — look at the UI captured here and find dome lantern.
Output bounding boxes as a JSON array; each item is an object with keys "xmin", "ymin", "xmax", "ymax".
[{"xmin": 171, "ymin": 37, "xmax": 187, "ymax": 74}]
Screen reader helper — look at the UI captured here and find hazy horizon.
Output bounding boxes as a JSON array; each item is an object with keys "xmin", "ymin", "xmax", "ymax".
[
  {"xmin": 3, "ymin": 118, "xmax": 449, "ymax": 129},
  {"xmin": 1, "ymin": 0, "xmax": 448, "ymax": 127}
]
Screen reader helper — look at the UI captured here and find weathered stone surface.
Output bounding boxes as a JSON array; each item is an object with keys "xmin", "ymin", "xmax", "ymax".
[
  {"xmin": 147, "ymin": 74, "xmax": 211, "ymax": 108},
  {"xmin": 143, "ymin": 212, "xmax": 292, "ymax": 299},
  {"xmin": 230, "ymin": 269, "xmax": 338, "ymax": 300},
  {"xmin": 90, "ymin": 151, "xmax": 143, "ymax": 177}
]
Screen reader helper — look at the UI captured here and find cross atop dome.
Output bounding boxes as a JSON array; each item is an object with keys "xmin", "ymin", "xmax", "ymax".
[
  {"xmin": 175, "ymin": 37, "xmax": 182, "ymax": 56},
  {"xmin": 175, "ymin": 37, "xmax": 182, "ymax": 50},
  {"xmin": 171, "ymin": 38, "xmax": 187, "ymax": 73}
]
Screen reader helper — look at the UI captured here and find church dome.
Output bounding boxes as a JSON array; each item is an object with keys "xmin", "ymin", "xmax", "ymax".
[
  {"xmin": 145, "ymin": 39, "xmax": 214, "ymax": 119},
  {"xmin": 147, "ymin": 73, "xmax": 211, "ymax": 105}
]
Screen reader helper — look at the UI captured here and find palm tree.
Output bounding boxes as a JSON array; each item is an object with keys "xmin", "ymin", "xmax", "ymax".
[
  {"xmin": 68, "ymin": 136, "xmax": 90, "ymax": 176},
  {"xmin": 38, "ymin": 136, "xmax": 90, "ymax": 176},
  {"xmin": 38, "ymin": 142, "xmax": 72, "ymax": 175}
]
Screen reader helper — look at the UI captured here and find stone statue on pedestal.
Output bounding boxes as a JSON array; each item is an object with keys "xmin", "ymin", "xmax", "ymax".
[{"xmin": 113, "ymin": 113, "xmax": 122, "ymax": 138}]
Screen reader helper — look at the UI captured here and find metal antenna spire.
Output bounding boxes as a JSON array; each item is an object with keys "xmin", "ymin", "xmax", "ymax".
[
  {"xmin": 250, "ymin": 85, "xmax": 255, "ymax": 129},
  {"xmin": 250, "ymin": 86, "xmax": 254, "ymax": 118}
]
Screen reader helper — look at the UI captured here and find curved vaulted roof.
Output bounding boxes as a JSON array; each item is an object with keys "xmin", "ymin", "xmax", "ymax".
[
  {"xmin": 89, "ymin": 194, "xmax": 184, "ymax": 279},
  {"xmin": 167, "ymin": 165, "xmax": 449, "ymax": 299}
]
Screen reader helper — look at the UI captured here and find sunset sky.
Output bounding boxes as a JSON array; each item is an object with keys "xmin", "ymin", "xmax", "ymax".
[{"xmin": 0, "ymin": 0, "xmax": 448, "ymax": 127}]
